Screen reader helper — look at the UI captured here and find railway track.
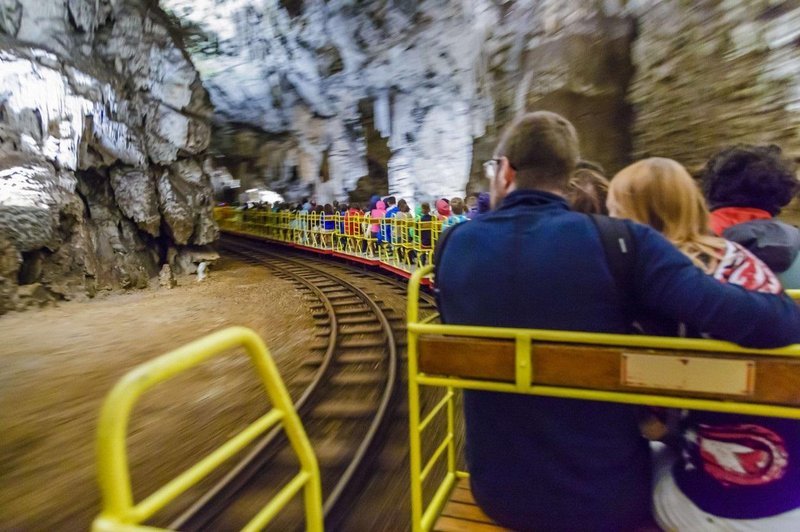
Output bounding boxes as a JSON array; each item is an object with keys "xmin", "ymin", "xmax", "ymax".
[{"xmin": 169, "ymin": 235, "xmax": 436, "ymax": 530}]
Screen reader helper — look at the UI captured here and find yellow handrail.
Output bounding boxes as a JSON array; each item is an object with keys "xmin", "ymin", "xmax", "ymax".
[
  {"xmin": 92, "ymin": 326, "xmax": 323, "ymax": 532},
  {"xmin": 212, "ymin": 207, "xmax": 800, "ymax": 298},
  {"xmin": 214, "ymin": 207, "xmax": 443, "ymax": 275}
]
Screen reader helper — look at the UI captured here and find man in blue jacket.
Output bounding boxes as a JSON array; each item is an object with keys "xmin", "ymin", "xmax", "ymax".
[{"xmin": 434, "ymin": 111, "xmax": 800, "ymax": 531}]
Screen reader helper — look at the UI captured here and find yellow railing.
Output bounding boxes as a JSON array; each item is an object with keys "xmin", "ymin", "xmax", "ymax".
[
  {"xmin": 406, "ymin": 265, "xmax": 800, "ymax": 532},
  {"xmin": 92, "ymin": 327, "xmax": 323, "ymax": 532},
  {"xmin": 215, "ymin": 207, "xmax": 800, "ymax": 296},
  {"xmin": 214, "ymin": 207, "xmax": 445, "ymax": 273}
]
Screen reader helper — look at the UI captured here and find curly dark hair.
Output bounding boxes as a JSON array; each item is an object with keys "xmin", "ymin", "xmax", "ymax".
[{"xmin": 702, "ymin": 144, "xmax": 799, "ymax": 215}]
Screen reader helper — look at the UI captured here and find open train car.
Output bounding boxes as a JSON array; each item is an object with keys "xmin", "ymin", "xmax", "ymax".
[
  {"xmin": 213, "ymin": 207, "xmax": 443, "ymax": 284},
  {"xmin": 405, "ymin": 266, "xmax": 800, "ymax": 531}
]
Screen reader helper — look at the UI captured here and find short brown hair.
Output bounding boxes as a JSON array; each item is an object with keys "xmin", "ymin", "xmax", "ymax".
[
  {"xmin": 494, "ymin": 111, "xmax": 580, "ymax": 190},
  {"xmin": 568, "ymin": 169, "xmax": 610, "ymax": 215}
]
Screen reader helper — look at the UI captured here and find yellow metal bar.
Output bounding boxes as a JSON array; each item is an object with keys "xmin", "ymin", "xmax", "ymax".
[
  {"xmin": 129, "ymin": 410, "xmax": 284, "ymax": 522},
  {"xmin": 407, "ymin": 321, "xmax": 800, "ymax": 358},
  {"xmin": 446, "ymin": 386, "xmax": 456, "ymax": 476},
  {"xmin": 93, "ymin": 327, "xmax": 323, "ymax": 532},
  {"xmin": 420, "ymin": 471, "xmax": 456, "ymax": 532},
  {"xmin": 515, "ymin": 334, "xmax": 532, "ymax": 391},
  {"xmin": 419, "ymin": 390, "xmax": 454, "ymax": 432},
  {"xmin": 407, "ymin": 267, "xmax": 432, "ymax": 532},
  {"xmin": 242, "ymin": 470, "xmax": 310, "ymax": 532},
  {"xmin": 420, "ymin": 313, "xmax": 439, "ymax": 324},
  {"xmin": 787, "ymin": 289, "xmax": 800, "ymax": 301},
  {"xmin": 416, "ymin": 374, "xmax": 800, "ymax": 419},
  {"xmin": 421, "ymin": 433, "xmax": 454, "ymax": 481}
]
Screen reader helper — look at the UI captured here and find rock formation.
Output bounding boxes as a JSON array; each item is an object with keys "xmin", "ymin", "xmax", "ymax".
[
  {"xmin": 0, "ymin": 0, "xmax": 218, "ymax": 312},
  {"xmin": 162, "ymin": 0, "xmax": 637, "ymax": 203},
  {"xmin": 167, "ymin": 0, "xmax": 800, "ymax": 205},
  {"xmin": 630, "ymin": 1, "xmax": 800, "ymax": 169}
]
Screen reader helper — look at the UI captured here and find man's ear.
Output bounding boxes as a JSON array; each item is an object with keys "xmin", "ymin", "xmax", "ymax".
[{"xmin": 502, "ymin": 157, "xmax": 516, "ymax": 193}]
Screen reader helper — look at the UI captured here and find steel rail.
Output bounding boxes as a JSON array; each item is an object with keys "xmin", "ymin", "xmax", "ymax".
[
  {"xmin": 168, "ymin": 240, "xmax": 341, "ymax": 531},
  {"xmin": 171, "ymin": 235, "xmax": 401, "ymax": 531}
]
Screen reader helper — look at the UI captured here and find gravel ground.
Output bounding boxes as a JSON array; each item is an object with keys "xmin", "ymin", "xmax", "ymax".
[{"xmin": 0, "ymin": 257, "xmax": 316, "ymax": 530}]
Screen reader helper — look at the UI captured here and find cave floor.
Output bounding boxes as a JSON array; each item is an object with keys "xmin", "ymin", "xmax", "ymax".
[{"xmin": 0, "ymin": 257, "xmax": 317, "ymax": 530}]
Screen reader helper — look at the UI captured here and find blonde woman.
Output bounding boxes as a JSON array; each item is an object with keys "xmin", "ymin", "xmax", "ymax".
[
  {"xmin": 608, "ymin": 158, "xmax": 780, "ymax": 293},
  {"xmin": 608, "ymin": 157, "xmax": 800, "ymax": 531}
]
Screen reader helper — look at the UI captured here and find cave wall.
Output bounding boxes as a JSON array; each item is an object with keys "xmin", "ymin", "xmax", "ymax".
[
  {"xmin": 630, "ymin": 1, "xmax": 800, "ymax": 168},
  {"xmin": 165, "ymin": 1, "xmax": 639, "ymax": 203},
  {"xmin": 172, "ymin": 0, "xmax": 800, "ymax": 208},
  {"xmin": 0, "ymin": 0, "xmax": 218, "ymax": 311},
  {"xmin": 163, "ymin": 0, "xmax": 496, "ymax": 204}
]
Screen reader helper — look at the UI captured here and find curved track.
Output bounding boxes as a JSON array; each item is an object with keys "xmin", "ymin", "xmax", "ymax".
[{"xmin": 169, "ymin": 235, "xmax": 434, "ymax": 531}]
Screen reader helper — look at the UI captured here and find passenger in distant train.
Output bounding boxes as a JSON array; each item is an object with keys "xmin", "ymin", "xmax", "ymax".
[
  {"xmin": 383, "ymin": 196, "xmax": 399, "ymax": 244},
  {"xmin": 434, "ymin": 111, "xmax": 800, "ymax": 532},
  {"xmin": 434, "ymin": 198, "xmax": 451, "ymax": 221},
  {"xmin": 608, "ymin": 157, "xmax": 800, "ymax": 531},
  {"xmin": 369, "ymin": 200, "xmax": 386, "ymax": 245},
  {"xmin": 336, "ymin": 204, "xmax": 348, "ymax": 248},
  {"xmin": 445, "ymin": 197, "xmax": 469, "ymax": 226},
  {"xmin": 567, "ymin": 167, "xmax": 610, "ymax": 215},
  {"xmin": 322, "ymin": 204, "xmax": 336, "ymax": 231},
  {"xmin": 475, "ymin": 191, "xmax": 491, "ymax": 217},
  {"xmin": 319, "ymin": 204, "xmax": 335, "ymax": 247},
  {"xmin": 368, "ymin": 194, "xmax": 381, "ymax": 211},
  {"xmin": 415, "ymin": 202, "xmax": 434, "ymax": 266},
  {"xmin": 396, "ymin": 198, "xmax": 412, "ymax": 221},
  {"xmin": 703, "ymin": 144, "xmax": 800, "ymax": 288},
  {"xmin": 465, "ymin": 194, "xmax": 479, "ymax": 219}
]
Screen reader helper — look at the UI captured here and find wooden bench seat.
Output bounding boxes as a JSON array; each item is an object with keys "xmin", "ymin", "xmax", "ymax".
[{"xmin": 434, "ymin": 478, "xmax": 510, "ymax": 532}]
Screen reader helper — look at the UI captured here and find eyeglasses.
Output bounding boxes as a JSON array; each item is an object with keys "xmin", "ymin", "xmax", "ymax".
[
  {"xmin": 483, "ymin": 159, "xmax": 502, "ymax": 180},
  {"xmin": 483, "ymin": 158, "xmax": 516, "ymax": 180}
]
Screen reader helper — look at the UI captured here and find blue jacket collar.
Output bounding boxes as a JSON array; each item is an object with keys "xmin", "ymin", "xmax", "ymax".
[{"xmin": 498, "ymin": 189, "xmax": 570, "ymax": 211}]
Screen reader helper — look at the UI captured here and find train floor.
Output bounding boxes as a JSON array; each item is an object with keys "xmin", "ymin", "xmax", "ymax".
[{"xmin": 0, "ymin": 257, "xmax": 318, "ymax": 530}]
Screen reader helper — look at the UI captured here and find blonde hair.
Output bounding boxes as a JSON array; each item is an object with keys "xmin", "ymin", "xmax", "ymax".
[{"xmin": 608, "ymin": 157, "xmax": 725, "ymax": 270}]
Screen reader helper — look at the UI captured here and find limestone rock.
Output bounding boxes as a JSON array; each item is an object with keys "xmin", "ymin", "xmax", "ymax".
[
  {"xmin": 0, "ymin": 0, "xmax": 217, "ymax": 302},
  {"xmin": 158, "ymin": 160, "xmax": 219, "ymax": 246},
  {"xmin": 164, "ymin": 0, "xmax": 635, "ymax": 202},
  {"xmin": 110, "ymin": 168, "xmax": 161, "ymax": 236},
  {"xmin": 0, "ymin": 0, "xmax": 23, "ymax": 36},
  {"xmin": 159, "ymin": 264, "xmax": 177, "ymax": 288},
  {"xmin": 16, "ymin": 282, "xmax": 52, "ymax": 308},
  {"xmin": 628, "ymin": 2, "xmax": 800, "ymax": 167},
  {"xmin": 0, "ymin": 231, "xmax": 21, "ymax": 314},
  {"xmin": 0, "ymin": 156, "xmax": 61, "ymax": 252},
  {"xmin": 157, "ymin": 166, "xmax": 195, "ymax": 245},
  {"xmin": 172, "ymin": 245, "xmax": 220, "ymax": 275}
]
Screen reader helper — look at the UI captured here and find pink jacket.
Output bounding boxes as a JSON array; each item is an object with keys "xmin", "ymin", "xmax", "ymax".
[{"xmin": 370, "ymin": 200, "xmax": 386, "ymax": 233}]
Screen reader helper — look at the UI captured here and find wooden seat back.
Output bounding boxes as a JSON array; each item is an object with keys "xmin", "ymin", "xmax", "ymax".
[{"xmin": 418, "ymin": 335, "xmax": 800, "ymax": 408}]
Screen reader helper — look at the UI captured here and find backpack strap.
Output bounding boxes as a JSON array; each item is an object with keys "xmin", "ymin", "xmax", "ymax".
[{"xmin": 588, "ymin": 214, "xmax": 637, "ymax": 319}]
